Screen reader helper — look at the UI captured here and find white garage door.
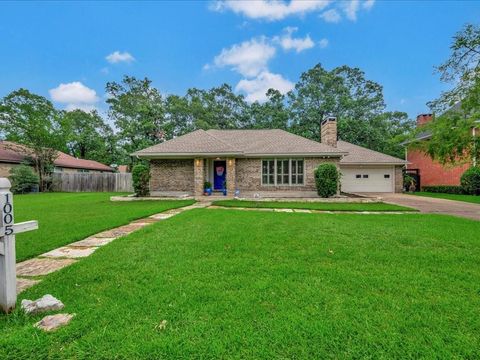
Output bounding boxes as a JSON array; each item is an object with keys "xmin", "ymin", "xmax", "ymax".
[{"xmin": 340, "ymin": 167, "xmax": 394, "ymax": 193}]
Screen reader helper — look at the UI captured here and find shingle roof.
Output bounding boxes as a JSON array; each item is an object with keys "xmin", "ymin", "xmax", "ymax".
[
  {"xmin": 0, "ymin": 141, "xmax": 114, "ymax": 172},
  {"xmin": 337, "ymin": 140, "xmax": 407, "ymax": 165},
  {"xmin": 133, "ymin": 129, "xmax": 346, "ymax": 157}
]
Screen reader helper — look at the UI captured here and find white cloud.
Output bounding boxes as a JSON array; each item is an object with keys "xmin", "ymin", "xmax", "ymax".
[
  {"xmin": 274, "ymin": 27, "xmax": 315, "ymax": 53},
  {"xmin": 105, "ymin": 51, "xmax": 135, "ymax": 64},
  {"xmin": 363, "ymin": 0, "xmax": 375, "ymax": 10},
  {"xmin": 318, "ymin": 38, "xmax": 329, "ymax": 48},
  {"xmin": 320, "ymin": 8, "xmax": 341, "ymax": 23},
  {"xmin": 49, "ymin": 82, "xmax": 98, "ymax": 104},
  {"xmin": 212, "ymin": 37, "xmax": 276, "ymax": 77},
  {"xmin": 235, "ymin": 71, "xmax": 294, "ymax": 103},
  {"xmin": 342, "ymin": 0, "xmax": 360, "ymax": 21},
  {"xmin": 212, "ymin": 0, "xmax": 331, "ymax": 21},
  {"xmin": 49, "ymin": 82, "xmax": 99, "ymax": 112}
]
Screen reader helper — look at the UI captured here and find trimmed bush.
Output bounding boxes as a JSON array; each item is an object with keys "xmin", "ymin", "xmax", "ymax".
[
  {"xmin": 314, "ymin": 163, "xmax": 340, "ymax": 198},
  {"xmin": 9, "ymin": 164, "xmax": 39, "ymax": 194},
  {"xmin": 132, "ymin": 164, "xmax": 151, "ymax": 197},
  {"xmin": 421, "ymin": 185, "xmax": 465, "ymax": 194},
  {"xmin": 461, "ymin": 166, "xmax": 480, "ymax": 195}
]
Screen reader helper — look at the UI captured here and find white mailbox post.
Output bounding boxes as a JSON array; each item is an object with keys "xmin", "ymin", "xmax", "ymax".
[{"xmin": 0, "ymin": 178, "xmax": 38, "ymax": 313}]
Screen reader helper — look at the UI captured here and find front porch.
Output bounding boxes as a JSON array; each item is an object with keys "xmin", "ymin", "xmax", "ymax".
[{"xmin": 194, "ymin": 157, "xmax": 237, "ymax": 197}]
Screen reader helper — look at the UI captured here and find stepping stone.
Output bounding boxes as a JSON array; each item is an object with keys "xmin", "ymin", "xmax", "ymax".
[
  {"xmin": 293, "ymin": 209, "xmax": 312, "ymax": 213},
  {"xmin": 35, "ymin": 313, "xmax": 75, "ymax": 332},
  {"xmin": 94, "ymin": 228, "xmax": 130, "ymax": 238},
  {"xmin": 41, "ymin": 246, "xmax": 96, "ymax": 259},
  {"xmin": 17, "ymin": 278, "xmax": 41, "ymax": 294},
  {"xmin": 115, "ymin": 224, "xmax": 145, "ymax": 232},
  {"xmin": 70, "ymin": 237, "xmax": 116, "ymax": 247},
  {"xmin": 150, "ymin": 213, "xmax": 177, "ymax": 220},
  {"xmin": 131, "ymin": 218, "xmax": 158, "ymax": 225},
  {"xmin": 21, "ymin": 294, "xmax": 64, "ymax": 315},
  {"xmin": 17, "ymin": 258, "xmax": 77, "ymax": 276},
  {"xmin": 274, "ymin": 208, "xmax": 294, "ymax": 212}
]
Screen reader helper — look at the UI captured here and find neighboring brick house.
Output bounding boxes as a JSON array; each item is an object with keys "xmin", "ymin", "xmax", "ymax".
[
  {"xmin": 0, "ymin": 141, "xmax": 114, "ymax": 177},
  {"xmin": 133, "ymin": 117, "xmax": 406, "ymax": 197},
  {"xmin": 405, "ymin": 114, "xmax": 471, "ymax": 187}
]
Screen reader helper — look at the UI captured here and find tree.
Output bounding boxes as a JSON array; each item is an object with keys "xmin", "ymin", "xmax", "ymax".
[
  {"xmin": 0, "ymin": 89, "xmax": 65, "ymax": 191},
  {"xmin": 248, "ymin": 89, "xmax": 289, "ymax": 130},
  {"xmin": 288, "ymin": 64, "xmax": 385, "ymax": 142},
  {"xmin": 63, "ymin": 109, "xmax": 115, "ymax": 164},
  {"xmin": 106, "ymin": 76, "xmax": 166, "ymax": 157},
  {"xmin": 421, "ymin": 23, "xmax": 480, "ymax": 165}
]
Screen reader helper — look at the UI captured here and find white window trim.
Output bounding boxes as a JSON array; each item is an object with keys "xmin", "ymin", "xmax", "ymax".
[{"xmin": 261, "ymin": 158, "xmax": 305, "ymax": 186}]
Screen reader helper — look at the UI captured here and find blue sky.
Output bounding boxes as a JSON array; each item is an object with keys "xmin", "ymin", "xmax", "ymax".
[{"xmin": 1, "ymin": 0, "xmax": 479, "ymax": 120}]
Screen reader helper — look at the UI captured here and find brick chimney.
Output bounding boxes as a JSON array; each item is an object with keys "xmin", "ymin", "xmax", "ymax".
[
  {"xmin": 416, "ymin": 113, "xmax": 433, "ymax": 127},
  {"xmin": 321, "ymin": 115, "xmax": 337, "ymax": 147}
]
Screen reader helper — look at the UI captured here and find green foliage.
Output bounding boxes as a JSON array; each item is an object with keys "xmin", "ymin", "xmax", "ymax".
[
  {"xmin": 460, "ymin": 166, "xmax": 480, "ymax": 195},
  {"xmin": 9, "ymin": 164, "xmax": 39, "ymax": 194},
  {"xmin": 0, "ymin": 89, "xmax": 64, "ymax": 191},
  {"xmin": 63, "ymin": 109, "xmax": 117, "ymax": 165},
  {"xmin": 314, "ymin": 163, "xmax": 340, "ymax": 198},
  {"xmin": 132, "ymin": 164, "xmax": 151, "ymax": 197},
  {"xmin": 203, "ymin": 181, "xmax": 212, "ymax": 190},
  {"xmin": 403, "ymin": 174, "xmax": 416, "ymax": 191},
  {"xmin": 421, "ymin": 185, "xmax": 465, "ymax": 194}
]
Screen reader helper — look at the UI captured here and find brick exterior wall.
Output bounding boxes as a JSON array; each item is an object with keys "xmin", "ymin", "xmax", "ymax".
[
  {"xmin": 226, "ymin": 158, "xmax": 236, "ymax": 194},
  {"xmin": 235, "ymin": 157, "xmax": 339, "ymax": 192},
  {"xmin": 194, "ymin": 158, "xmax": 204, "ymax": 196},
  {"xmin": 0, "ymin": 163, "xmax": 16, "ymax": 178},
  {"xmin": 407, "ymin": 149, "xmax": 470, "ymax": 186},
  {"xmin": 394, "ymin": 165, "xmax": 403, "ymax": 193},
  {"xmin": 150, "ymin": 159, "xmax": 194, "ymax": 193}
]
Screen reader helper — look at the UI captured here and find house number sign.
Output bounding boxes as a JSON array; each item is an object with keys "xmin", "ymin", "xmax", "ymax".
[{"xmin": 0, "ymin": 178, "xmax": 38, "ymax": 313}]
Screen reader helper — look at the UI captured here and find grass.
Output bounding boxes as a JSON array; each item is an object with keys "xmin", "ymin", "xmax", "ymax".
[
  {"xmin": 212, "ymin": 199, "xmax": 416, "ymax": 212},
  {"xmin": 2, "ymin": 209, "xmax": 480, "ymax": 358},
  {"xmin": 14, "ymin": 192, "xmax": 194, "ymax": 262},
  {"xmin": 412, "ymin": 191, "xmax": 480, "ymax": 204}
]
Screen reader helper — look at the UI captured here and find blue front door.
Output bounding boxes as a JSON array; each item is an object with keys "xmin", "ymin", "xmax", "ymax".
[{"xmin": 213, "ymin": 160, "xmax": 226, "ymax": 190}]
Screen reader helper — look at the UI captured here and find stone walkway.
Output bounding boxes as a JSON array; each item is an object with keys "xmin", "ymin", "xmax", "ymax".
[
  {"xmin": 16, "ymin": 202, "xmax": 210, "ymax": 295},
  {"xmin": 207, "ymin": 205, "xmax": 413, "ymax": 215}
]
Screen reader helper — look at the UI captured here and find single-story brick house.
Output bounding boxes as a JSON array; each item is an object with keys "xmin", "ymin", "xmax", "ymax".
[
  {"xmin": 133, "ymin": 117, "xmax": 406, "ymax": 197},
  {"xmin": 0, "ymin": 141, "xmax": 114, "ymax": 177}
]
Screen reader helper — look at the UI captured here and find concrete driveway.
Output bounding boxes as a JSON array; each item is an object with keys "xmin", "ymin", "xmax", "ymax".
[{"xmin": 363, "ymin": 193, "xmax": 480, "ymax": 221}]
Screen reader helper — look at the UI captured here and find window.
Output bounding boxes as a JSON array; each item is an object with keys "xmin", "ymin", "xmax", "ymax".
[
  {"xmin": 362, "ymin": 174, "xmax": 369, "ymax": 178},
  {"xmin": 262, "ymin": 159, "xmax": 304, "ymax": 186},
  {"xmin": 262, "ymin": 160, "xmax": 275, "ymax": 185},
  {"xmin": 384, "ymin": 174, "xmax": 390, "ymax": 179},
  {"xmin": 291, "ymin": 160, "xmax": 304, "ymax": 185},
  {"xmin": 277, "ymin": 159, "xmax": 289, "ymax": 185},
  {"xmin": 355, "ymin": 174, "xmax": 361, "ymax": 179}
]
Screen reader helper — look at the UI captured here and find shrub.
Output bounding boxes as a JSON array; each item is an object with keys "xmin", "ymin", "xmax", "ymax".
[
  {"xmin": 421, "ymin": 185, "xmax": 465, "ymax": 194},
  {"xmin": 204, "ymin": 181, "xmax": 212, "ymax": 190},
  {"xmin": 461, "ymin": 166, "xmax": 480, "ymax": 195},
  {"xmin": 9, "ymin": 164, "xmax": 39, "ymax": 194},
  {"xmin": 132, "ymin": 164, "xmax": 150, "ymax": 197},
  {"xmin": 314, "ymin": 163, "xmax": 340, "ymax": 198}
]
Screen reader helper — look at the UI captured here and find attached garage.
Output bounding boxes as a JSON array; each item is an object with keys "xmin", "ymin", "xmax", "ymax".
[
  {"xmin": 340, "ymin": 166, "xmax": 394, "ymax": 193},
  {"xmin": 336, "ymin": 140, "xmax": 406, "ymax": 193}
]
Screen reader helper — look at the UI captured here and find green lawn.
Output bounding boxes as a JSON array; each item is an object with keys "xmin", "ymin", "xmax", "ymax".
[
  {"xmin": 14, "ymin": 193, "xmax": 194, "ymax": 262},
  {"xmin": 412, "ymin": 191, "xmax": 480, "ymax": 204},
  {"xmin": 2, "ymin": 210, "xmax": 479, "ymax": 358},
  {"xmin": 213, "ymin": 199, "xmax": 416, "ymax": 211}
]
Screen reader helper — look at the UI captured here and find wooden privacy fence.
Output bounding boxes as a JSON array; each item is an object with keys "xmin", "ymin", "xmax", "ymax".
[{"xmin": 52, "ymin": 173, "xmax": 133, "ymax": 192}]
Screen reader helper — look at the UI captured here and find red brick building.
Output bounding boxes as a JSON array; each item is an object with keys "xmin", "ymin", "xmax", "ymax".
[{"xmin": 406, "ymin": 114, "xmax": 471, "ymax": 186}]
